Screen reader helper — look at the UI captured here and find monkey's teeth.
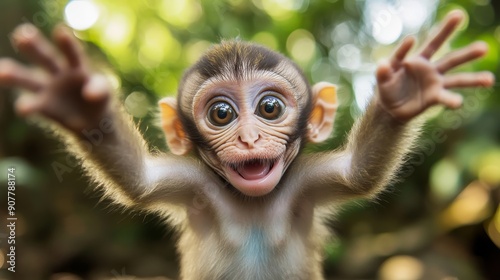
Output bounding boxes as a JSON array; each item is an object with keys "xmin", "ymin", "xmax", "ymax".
[{"xmin": 236, "ymin": 160, "xmax": 272, "ymax": 180}]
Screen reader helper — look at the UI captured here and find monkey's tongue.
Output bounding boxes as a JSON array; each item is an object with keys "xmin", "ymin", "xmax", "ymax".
[{"xmin": 237, "ymin": 161, "xmax": 271, "ymax": 180}]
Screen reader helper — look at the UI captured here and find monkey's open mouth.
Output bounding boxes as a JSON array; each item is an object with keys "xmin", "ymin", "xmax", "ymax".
[
  {"xmin": 225, "ymin": 158, "xmax": 284, "ymax": 197},
  {"xmin": 231, "ymin": 159, "xmax": 275, "ymax": 180}
]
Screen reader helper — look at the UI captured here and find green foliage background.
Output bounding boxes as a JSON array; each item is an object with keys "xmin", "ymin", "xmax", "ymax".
[{"xmin": 0, "ymin": 0, "xmax": 499, "ymax": 279}]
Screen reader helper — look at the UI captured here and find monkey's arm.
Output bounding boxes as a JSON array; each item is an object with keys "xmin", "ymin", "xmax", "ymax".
[
  {"xmin": 64, "ymin": 108, "xmax": 209, "ymax": 207},
  {"xmin": 293, "ymin": 99, "xmax": 418, "ymax": 203},
  {"xmin": 295, "ymin": 10, "xmax": 494, "ymax": 203},
  {"xmin": 0, "ymin": 24, "xmax": 207, "ymax": 207}
]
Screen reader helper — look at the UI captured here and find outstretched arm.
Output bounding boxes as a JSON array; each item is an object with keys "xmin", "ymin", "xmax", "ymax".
[
  {"xmin": 0, "ymin": 24, "xmax": 207, "ymax": 207},
  {"xmin": 297, "ymin": 11, "xmax": 495, "ymax": 204}
]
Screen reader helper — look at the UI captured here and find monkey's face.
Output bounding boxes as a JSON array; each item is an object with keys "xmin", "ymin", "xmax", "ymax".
[
  {"xmin": 191, "ymin": 70, "xmax": 306, "ymax": 196},
  {"xmin": 165, "ymin": 41, "xmax": 314, "ymax": 197}
]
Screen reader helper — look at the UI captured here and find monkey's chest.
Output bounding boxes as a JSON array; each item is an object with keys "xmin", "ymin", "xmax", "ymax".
[
  {"xmin": 223, "ymin": 202, "xmax": 315, "ymax": 277},
  {"xmin": 181, "ymin": 199, "xmax": 316, "ymax": 279},
  {"xmin": 221, "ymin": 225, "xmax": 308, "ymax": 279},
  {"xmin": 238, "ymin": 227, "xmax": 270, "ymax": 265}
]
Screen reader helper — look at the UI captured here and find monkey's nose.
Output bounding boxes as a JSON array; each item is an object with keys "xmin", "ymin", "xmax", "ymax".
[{"xmin": 237, "ymin": 126, "xmax": 261, "ymax": 149}]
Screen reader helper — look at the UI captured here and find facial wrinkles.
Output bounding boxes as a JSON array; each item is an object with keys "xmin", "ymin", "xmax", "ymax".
[
  {"xmin": 189, "ymin": 59, "xmax": 307, "ymax": 160},
  {"xmin": 205, "ymin": 118, "xmax": 294, "ymax": 153},
  {"xmin": 197, "ymin": 150, "xmax": 229, "ymax": 184},
  {"xmin": 217, "ymin": 140, "xmax": 286, "ymax": 164},
  {"xmin": 283, "ymin": 139, "xmax": 301, "ymax": 169},
  {"xmin": 211, "ymin": 120, "xmax": 289, "ymax": 163}
]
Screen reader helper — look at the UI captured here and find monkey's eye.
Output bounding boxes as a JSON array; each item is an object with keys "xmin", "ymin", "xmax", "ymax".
[
  {"xmin": 208, "ymin": 102, "xmax": 236, "ymax": 126},
  {"xmin": 257, "ymin": 96, "xmax": 285, "ymax": 120}
]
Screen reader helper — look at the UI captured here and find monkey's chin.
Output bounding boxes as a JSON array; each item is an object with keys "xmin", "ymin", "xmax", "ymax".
[{"xmin": 225, "ymin": 158, "xmax": 285, "ymax": 197}]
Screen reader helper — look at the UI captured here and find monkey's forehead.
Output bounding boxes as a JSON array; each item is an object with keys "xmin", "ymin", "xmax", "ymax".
[
  {"xmin": 201, "ymin": 68, "xmax": 304, "ymax": 99},
  {"xmin": 177, "ymin": 41, "xmax": 311, "ymax": 113},
  {"xmin": 183, "ymin": 63, "xmax": 310, "ymax": 104},
  {"xmin": 194, "ymin": 40, "xmax": 287, "ymax": 78}
]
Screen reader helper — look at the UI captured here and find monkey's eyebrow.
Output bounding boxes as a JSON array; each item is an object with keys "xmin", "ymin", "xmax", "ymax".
[
  {"xmin": 258, "ymin": 69, "xmax": 296, "ymax": 89},
  {"xmin": 247, "ymin": 81, "xmax": 288, "ymax": 99},
  {"xmin": 205, "ymin": 90, "xmax": 240, "ymax": 104},
  {"xmin": 194, "ymin": 79, "xmax": 241, "ymax": 103}
]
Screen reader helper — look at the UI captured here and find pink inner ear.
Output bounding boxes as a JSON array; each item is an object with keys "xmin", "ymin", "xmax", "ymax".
[
  {"xmin": 308, "ymin": 83, "xmax": 338, "ymax": 143},
  {"xmin": 159, "ymin": 97, "xmax": 192, "ymax": 155}
]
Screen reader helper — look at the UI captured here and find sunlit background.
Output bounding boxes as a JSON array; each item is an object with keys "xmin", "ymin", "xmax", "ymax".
[{"xmin": 0, "ymin": 0, "xmax": 499, "ymax": 279}]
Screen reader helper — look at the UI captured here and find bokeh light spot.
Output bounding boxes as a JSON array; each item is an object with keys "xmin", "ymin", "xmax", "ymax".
[
  {"xmin": 378, "ymin": 255, "xmax": 424, "ymax": 280},
  {"xmin": 430, "ymin": 158, "xmax": 461, "ymax": 202},
  {"xmin": 159, "ymin": 0, "xmax": 202, "ymax": 28},
  {"xmin": 372, "ymin": 14, "xmax": 402, "ymax": 45},
  {"xmin": 472, "ymin": 3, "xmax": 494, "ymax": 26},
  {"xmin": 477, "ymin": 149, "xmax": 500, "ymax": 185},
  {"xmin": 138, "ymin": 21, "xmax": 180, "ymax": 68},
  {"xmin": 352, "ymin": 72, "xmax": 375, "ymax": 111},
  {"xmin": 311, "ymin": 58, "xmax": 340, "ymax": 84},
  {"xmin": 64, "ymin": 0, "xmax": 100, "ymax": 31},
  {"xmin": 286, "ymin": 29, "xmax": 316, "ymax": 65},
  {"xmin": 252, "ymin": 32, "xmax": 279, "ymax": 50},
  {"xmin": 486, "ymin": 211, "xmax": 500, "ymax": 248},
  {"xmin": 253, "ymin": 0, "xmax": 304, "ymax": 20},
  {"xmin": 101, "ymin": 11, "xmax": 135, "ymax": 47},
  {"xmin": 494, "ymin": 26, "xmax": 500, "ymax": 43},
  {"xmin": 440, "ymin": 181, "xmax": 493, "ymax": 230},
  {"xmin": 336, "ymin": 44, "xmax": 361, "ymax": 71},
  {"xmin": 372, "ymin": 233, "xmax": 398, "ymax": 256},
  {"xmin": 398, "ymin": 0, "xmax": 430, "ymax": 33},
  {"xmin": 365, "ymin": 3, "xmax": 402, "ymax": 45},
  {"xmin": 186, "ymin": 40, "xmax": 212, "ymax": 65},
  {"xmin": 104, "ymin": 71, "xmax": 121, "ymax": 91},
  {"xmin": 331, "ymin": 22, "xmax": 354, "ymax": 44},
  {"xmin": 125, "ymin": 91, "xmax": 150, "ymax": 118}
]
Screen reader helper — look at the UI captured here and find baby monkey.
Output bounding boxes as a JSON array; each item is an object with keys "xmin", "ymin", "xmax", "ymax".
[{"xmin": 0, "ymin": 10, "xmax": 495, "ymax": 280}]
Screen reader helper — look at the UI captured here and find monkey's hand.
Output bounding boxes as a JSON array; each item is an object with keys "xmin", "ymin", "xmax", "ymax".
[
  {"xmin": 0, "ymin": 24, "xmax": 111, "ymax": 134},
  {"xmin": 376, "ymin": 10, "xmax": 494, "ymax": 122}
]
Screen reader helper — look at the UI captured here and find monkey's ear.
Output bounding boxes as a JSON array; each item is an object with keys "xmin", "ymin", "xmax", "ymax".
[
  {"xmin": 307, "ymin": 82, "xmax": 338, "ymax": 143},
  {"xmin": 159, "ymin": 97, "xmax": 192, "ymax": 155}
]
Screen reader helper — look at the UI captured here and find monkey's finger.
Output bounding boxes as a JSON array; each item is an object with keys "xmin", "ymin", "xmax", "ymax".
[
  {"xmin": 444, "ymin": 72, "xmax": 495, "ymax": 88},
  {"xmin": 432, "ymin": 90, "xmax": 463, "ymax": 109},
  {"xmin": 0, "ymin": 58, "xmax": 45, "ymax": 92},
  {"xmin": 436, "ymin": 42, "xmax": 488, "ymax": 73},
  {"xmin": 53, "ymin": 25, "xmax": 86, "ymax": 70},
  {"xmin": 14, "ymin": 93, "xmax": 43, "ymax": 116},
  {"xmin": 391, "ymin": 36, "xmax": 415, "ymax": 69},
  {"xmin": 82, "ymin": 74, "xmax": 111, "ymax": 102},
  {"xmin": 420, "ymin": 10, "xmax": 464, "ymax": 59},
  {"xmin": 11, "ymin": 23, "xmax": 65, "ymax": 74},
  {"xmin": 375, "ymin": 61, "xmax": 393, "ymax": 84}
]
